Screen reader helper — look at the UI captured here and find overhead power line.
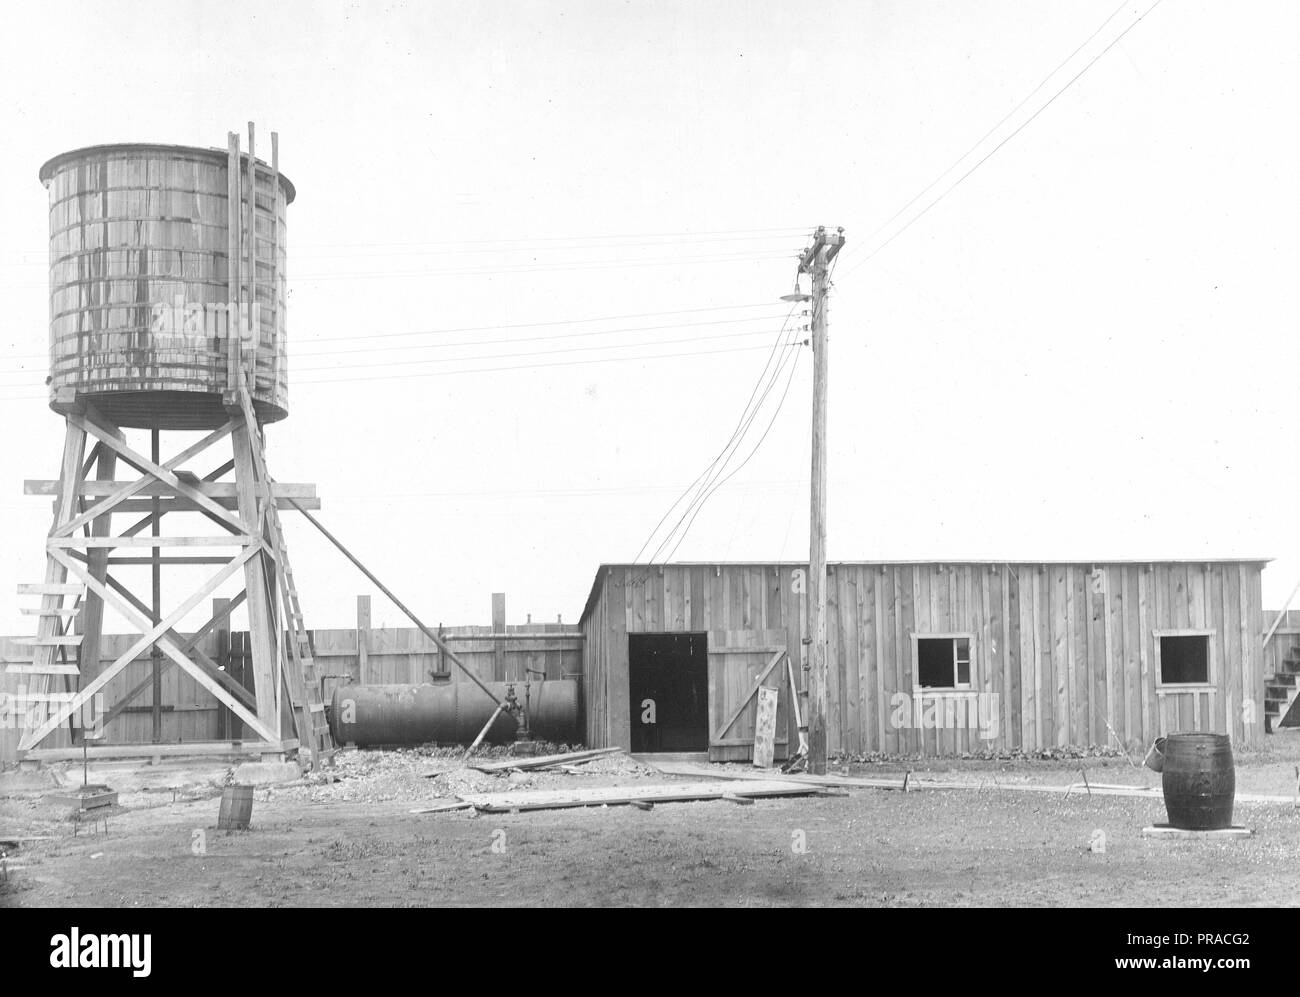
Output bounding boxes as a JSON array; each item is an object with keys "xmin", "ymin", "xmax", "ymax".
[
  {"xmin": 630, "ymin": 301, "xmax": 809, "ymax": 570},
  {"xmin": 293, "ymin": 339, "xmax": 807, "ymax": 386},
  {"xmin": 0, "ymin": 225, "xmax": 812, "ymax": 260},
  {"xmin": 0, "ymin": 248, "xmax": 793, "ymax": 289},
  {"xmin": 841, "ymin": 0, "xmax": 1165, "ymax": 277},
  {"xmin": 841, "ymin": 0, "xmax": 1131, "ymax": 264},
  {"xmin": 0, "ymin": 300, "xmax": 783, "ymax": 364},
  {"xmin": 0, "ymin": 338, "xmax": 808, "ymax": 401},
  {"xmin": 287, "ymin": 325, "xmax": 793, "ymax": 376}
]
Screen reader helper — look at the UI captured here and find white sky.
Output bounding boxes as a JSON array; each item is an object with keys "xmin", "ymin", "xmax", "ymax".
[{"xmin": 1, "ymin": 0, "xmax": 1297, "ymax": 636}]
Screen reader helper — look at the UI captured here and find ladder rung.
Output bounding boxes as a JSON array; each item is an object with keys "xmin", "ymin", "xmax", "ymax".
[
  {"xmin": 20, "ymin": 607, "xmax": 80, "ymax": 617},
  {"xmin": 18, "ymin": 583, "xmax": 83, "ymax": 595},
  {"xmin": 14, "ymin": 635, "xmax": 83, "ymax": 647},
  {"xmin": 310, "ymin": 703, "xmax": 326, "ymax": 713}
]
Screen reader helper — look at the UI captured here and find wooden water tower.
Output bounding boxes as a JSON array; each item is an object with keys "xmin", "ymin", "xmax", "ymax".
[{"xmin": 17, "ymin": 126, "xmax": 333, "ymax": 767}]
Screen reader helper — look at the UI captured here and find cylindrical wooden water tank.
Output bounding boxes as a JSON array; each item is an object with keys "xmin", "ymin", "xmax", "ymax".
[
  {"xmin": 1161, "ymin": 732, "xmax": 1235, "ymax": 830},
  {"xmin": 39, "ymin": 143, "xmax": 295, "ymax": 430}
]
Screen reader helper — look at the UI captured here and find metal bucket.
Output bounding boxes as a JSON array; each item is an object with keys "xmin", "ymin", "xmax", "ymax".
[{"xmin": 1143, "ymin": 737, "xmax": 1166, "ymax": 773}]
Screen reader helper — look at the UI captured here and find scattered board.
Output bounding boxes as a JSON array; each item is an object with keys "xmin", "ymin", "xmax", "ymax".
[
  {"xmin": 752, "ymin": 686, "xmax": 778, "ymax": 769},
  {"xmin": 457, "ymin": 779, "xmax": 830, "ymax": 813},
  {"xmin": 461, "ymin": 747, "xmax": 622, "ymax": 774},
  {"xmin": 409, "ymin": 799, "xmax": 473, "ymax": 815},
  {"xmin": 1141, "ymin": 824, "xmax": 1254, "ymax": 839},
  {"xmin": 646, "ymin": 761, "xmax": 1295, "ymax": 805}
]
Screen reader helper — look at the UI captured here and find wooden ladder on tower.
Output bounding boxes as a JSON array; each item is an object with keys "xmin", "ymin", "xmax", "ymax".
[
  {"xmin": 12, "ymin": 583, "xmax": 85, "ymax": 749},
  {"xmin": 236, "ymin": 382, "xmax": 334, "ymax": 769}
]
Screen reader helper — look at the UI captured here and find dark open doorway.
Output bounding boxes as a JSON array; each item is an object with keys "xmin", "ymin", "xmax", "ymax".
[{"xmin": 628, "ymin": 632, "xmax": 709, "ymax": 752}]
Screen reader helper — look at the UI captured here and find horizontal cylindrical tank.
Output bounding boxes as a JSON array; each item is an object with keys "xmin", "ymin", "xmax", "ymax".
[
  {"xmin": 39, "ymin": 143, "xmax": 295, "ymax": 430},
  {"xmin": 329, "ymin": 680, "xmax": 582, "ymax": 747}
]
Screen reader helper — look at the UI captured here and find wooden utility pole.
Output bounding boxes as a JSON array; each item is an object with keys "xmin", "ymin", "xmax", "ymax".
[{"xmin": 799, "ymin": 226, "xmax": 844, "ymax": 775}]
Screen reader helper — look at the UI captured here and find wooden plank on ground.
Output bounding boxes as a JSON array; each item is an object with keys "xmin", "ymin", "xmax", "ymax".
[
  {"xmin": 457, "ymin": 779, "xmax": 826, "ymax": 812},
  {"xmin": 408, "ymin": 799, "xmax": 473, "ymax": 815},
  {"xmin": 651, "ymin": 760, "xmax": 896, "ymax": 788},
  {"xmin": 752, "ymin": 685, "xmax": 778, "ymax": 768},
  {"xmin": 459, "ymin": 746, "xmax": 621, "ymax": 773},
  {"xmin": 24, "ymin": 740, "xmax": 299, "ymax": 762},
  {"xmin": 645, "ymin": 760, "xmax": 1294, "ymax": 804}
]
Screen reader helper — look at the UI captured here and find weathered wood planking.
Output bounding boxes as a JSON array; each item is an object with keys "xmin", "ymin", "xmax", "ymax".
[
  {"xmin": 1, "ymin": 616, "xmax": 584, "ymax": 764},
  {"xmin": 41, "ymin": 144, "xmax": 293, "ymax": 430},
  {"xmin": 578, "ymin": 561, "xmax": 1269, "ymax": 758}
]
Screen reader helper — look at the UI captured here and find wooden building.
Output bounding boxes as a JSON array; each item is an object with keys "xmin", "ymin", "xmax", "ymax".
[{"xmin": 579, "ymin": 560, "xmax": 1271, "ymax": 759}]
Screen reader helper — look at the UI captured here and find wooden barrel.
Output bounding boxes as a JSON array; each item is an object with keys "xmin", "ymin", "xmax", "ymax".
[
  {"xmin": 1161, "ymin": 733, "xmax": 1234, "ymax": 830},
  {"xmin": 217, "ymin": 784, "xmax": 254, "ymax": 830}
]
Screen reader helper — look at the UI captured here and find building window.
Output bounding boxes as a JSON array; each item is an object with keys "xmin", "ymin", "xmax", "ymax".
[
  {"xmin": 914, "ymin": 635, "xmax": 973, "ymax": 690},
  {"xmin": 1155, "ymin": 630, "xmax": 1214, "ymax": 687}
]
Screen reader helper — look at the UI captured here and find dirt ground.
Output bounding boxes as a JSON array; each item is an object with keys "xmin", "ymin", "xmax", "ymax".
[{"xmin": 4, "ymin": 735, "xmax": 1300, "ymax": 907}]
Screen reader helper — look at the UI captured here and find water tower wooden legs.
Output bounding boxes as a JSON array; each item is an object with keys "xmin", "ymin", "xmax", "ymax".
[
  {"xmin": 231, "ymin": 425, "xmax": 281, "ymax": 735},
  {"xmin": 16, "ymin": 402, "xmax": 318, "ymax": 762}
]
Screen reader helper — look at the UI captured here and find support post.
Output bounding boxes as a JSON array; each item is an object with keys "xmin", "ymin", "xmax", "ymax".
[
  {"xmin": 492, "ymin": 592, "xmax": 506, "ymax": 681},
  {"xmin": 799, "ymin": 226, "xmax": 844, "ymax": 775},
  {"xmin": 214, "ymin": 597, "xmax": 232, "ymax": 739},
  {"xmin": 151, "ymin": 428, "xmax": 163, "ymax": 743},
  {"xmin": 79, "ymin": 443, "xmax": 117, "ymax": 685},
  {"xmin": 356, "ymin": 594, "xmax": 371, "ymax": 684},
  {"xmin": 232, "ymin": 422, "xmax": 279, "ymax": 735}
]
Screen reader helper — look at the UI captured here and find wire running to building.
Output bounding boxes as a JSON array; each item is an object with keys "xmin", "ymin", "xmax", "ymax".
[{"xmin": 628, "ymin": 300, "xmax": 809, "ymax": 575}]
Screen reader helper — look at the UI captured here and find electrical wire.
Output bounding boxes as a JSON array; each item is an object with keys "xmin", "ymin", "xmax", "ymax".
[
  {"xmin": 0, "ymin": 301, "xmax": 784, "ymax": 364},
  {"xmin": 0, "ymin": 247, "xmax": 792, "ymax": 290},
  {"xmin": 289, "ymin": 325, "xmax": 792, "ymax": 376},
  {"xmin": 841, "ymin": 0, "xmax": 1164, "ymax": 278},
  {"xmin": 838, "ymin": 0, "xmax": 1131, "ymax": 269},
  {"xmin": 627, "ymin": 304, "xmax": 804, "ymax": 567},
  {"xmin": 630, "ymin": 306, "xmax": 808, "ymax": 576},
  {"xmin": 0, "ymin": 225, "xmax": 813, "ymax": 261},
  {"xmin": 659, "ymin": 333, "xmax": 805, "ymax": 565}
]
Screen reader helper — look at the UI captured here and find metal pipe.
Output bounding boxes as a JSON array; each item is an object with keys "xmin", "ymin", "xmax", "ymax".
[
  {"xmin": 463, "ymin": 701, "xmax": 509, "ymax": 762},
  {"xmin": 287, "ymin": 500, "xmax": 508, "ymax": 713}
]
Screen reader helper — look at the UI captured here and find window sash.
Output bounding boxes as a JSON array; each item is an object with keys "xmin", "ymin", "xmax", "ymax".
[
  {"xmin": 1153, "ymin": 628, "xmax": 1216, "ymax": 689},
  {"xmin": 912, "ymin": 633, "xmax": 975, "ymax": 692}
]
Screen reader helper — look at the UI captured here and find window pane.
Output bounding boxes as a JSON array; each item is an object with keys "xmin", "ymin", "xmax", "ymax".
[
  {"xmin": 917, "ymin": 638, "xmax": 953, "ymax": 688},
  {"xmin": 1160, "ymin": 635, "xmax": 1209, "ymax": 684}
]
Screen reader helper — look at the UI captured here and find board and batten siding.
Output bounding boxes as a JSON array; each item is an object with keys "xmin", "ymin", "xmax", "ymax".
[{"xmin": 578, "ymin": 562, "xmax": 1266, "ymax": 756}]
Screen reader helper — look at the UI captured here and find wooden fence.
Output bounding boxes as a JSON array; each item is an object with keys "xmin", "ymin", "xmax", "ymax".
[{"xmin": 1, "ymin": 594, "xmax": 582, "ymax": 765}]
